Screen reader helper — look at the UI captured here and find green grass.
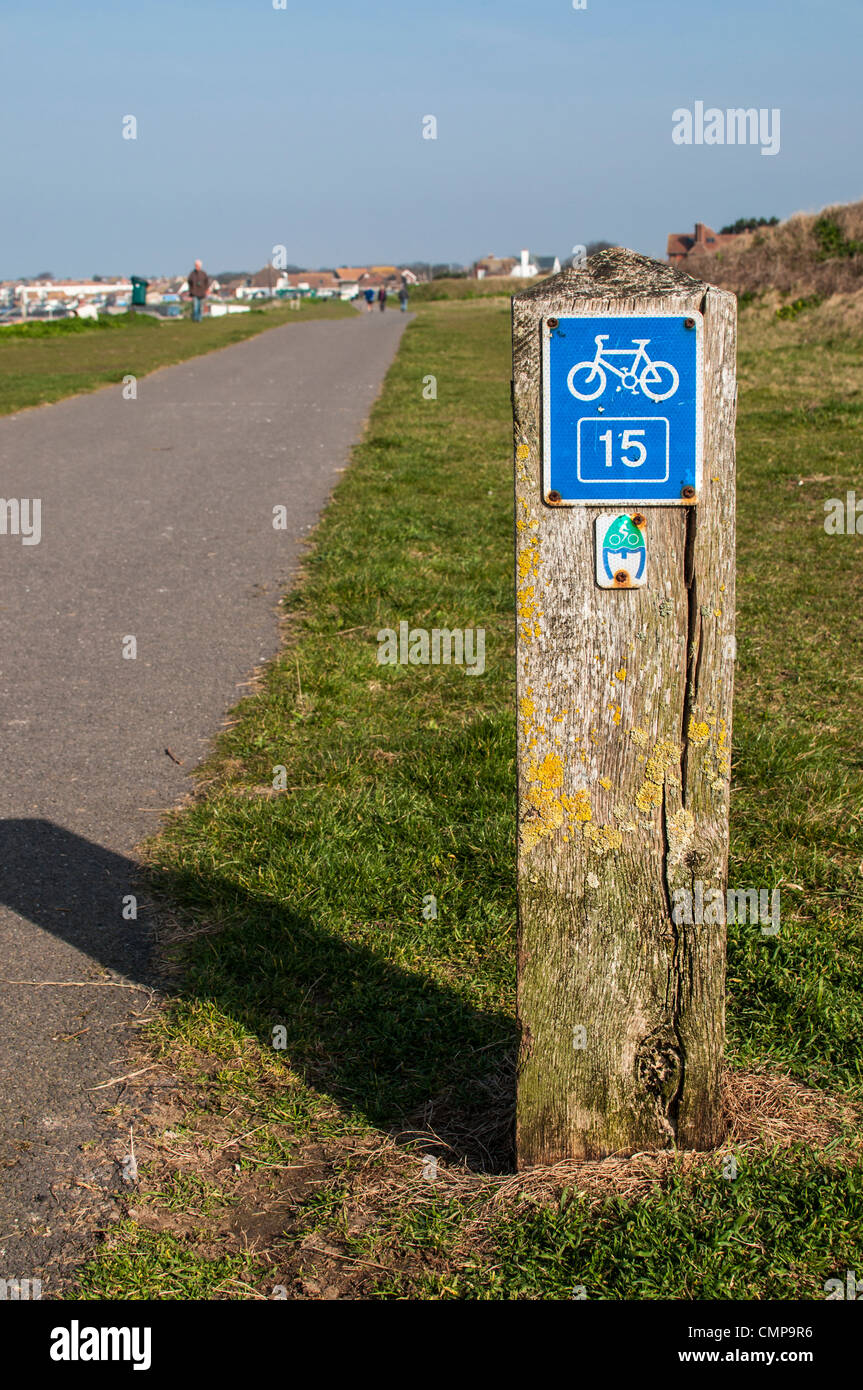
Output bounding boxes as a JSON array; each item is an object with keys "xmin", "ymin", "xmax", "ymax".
[
  {"xmin": 70, "ymin": 1223, "xmax": 266, "ymax": 1301},
  {"xmin": 0, "ymin": 299, "xmax": 354, "ymax": 416},
  {"xmin": 70, "ymin": 295, "xmax": 863, "ymax": 1299},
  {"xmin": 729, "ymin": 320, "xmax": 863, "ymax": 1089},
  {"xmin": 380, "ymin": 1150, "xmax": 863, "ymax": 1300}
]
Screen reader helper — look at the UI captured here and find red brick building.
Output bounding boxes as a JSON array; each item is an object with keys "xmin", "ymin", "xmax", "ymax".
[{"xmin": 667, "ymin": 222, "xmax": 740, "ymax": 264}]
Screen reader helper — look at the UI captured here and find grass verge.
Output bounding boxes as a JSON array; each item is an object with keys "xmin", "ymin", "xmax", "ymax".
[{"xmin": 69, "ymin": 295, "xmax": 863, "ymax": 1300}]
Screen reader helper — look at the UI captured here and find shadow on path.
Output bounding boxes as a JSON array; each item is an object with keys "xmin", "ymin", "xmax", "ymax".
[{"xmin": 0, "ymin": 819, "xmax": 516, "ymax": 1173}]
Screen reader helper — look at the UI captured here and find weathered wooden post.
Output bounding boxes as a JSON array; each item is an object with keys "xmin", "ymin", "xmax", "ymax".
[{"xmin": 512, "ymin": 249, "xmax": 737, "ymax": 1165}]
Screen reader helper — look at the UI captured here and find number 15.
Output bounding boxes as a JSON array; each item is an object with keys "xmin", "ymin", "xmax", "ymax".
[{"xmin": 599, "ymin": 428, "xmax": 647, "ymax": 468}]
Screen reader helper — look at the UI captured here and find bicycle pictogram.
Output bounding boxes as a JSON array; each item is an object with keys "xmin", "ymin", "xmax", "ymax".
[{"xmin": 566, "ymin": 334, "xmax": 680, "ymax": 403}]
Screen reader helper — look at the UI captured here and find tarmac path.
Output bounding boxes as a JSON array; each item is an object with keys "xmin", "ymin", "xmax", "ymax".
[{"xmin": 0, "ymin": 308, "xmax": 408, "ymax": 1287}]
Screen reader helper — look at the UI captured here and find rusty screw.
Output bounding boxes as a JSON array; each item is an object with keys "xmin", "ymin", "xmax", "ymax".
[
  {"xmin": 547, "ymin": 317, "xmax": 559, "ymax": 330},
  {"xmin": 546, "ymin": 490, "xmax": 562, "ymax": 504},
  {"xmin": 681, "ymin": 485, "xmax": 696, "ymax": 500},
  {"xmin": 631, "ymin": 512, "xmax": 646, "ymax": 528},
  {"xmin": 614, "ymin": 570, "xmax": 629, "ymax": 586},
  {"xmin": 685, "ymin": 318, "xmax": 696, "ymax": 329}
]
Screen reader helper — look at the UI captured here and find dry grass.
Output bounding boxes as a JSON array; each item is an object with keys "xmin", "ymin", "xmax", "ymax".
[
  {"xmin": 103, "ymin": 1043, "xmax": 861, "ymax": 1219},
  {"xmin": 403, "ymin": 1066, "xmax": 861, "ymax": 1206},
  {"xmin": 691, "ymin": 199, "xmax": 863, "ymax": 299}
]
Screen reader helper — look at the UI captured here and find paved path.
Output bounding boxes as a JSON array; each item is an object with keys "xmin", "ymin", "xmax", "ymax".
[{"xmin": 0, "ymin": 310, "xmax": 408, "ymax": 1285}]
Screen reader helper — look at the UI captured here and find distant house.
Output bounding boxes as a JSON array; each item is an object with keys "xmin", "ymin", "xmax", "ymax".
[
  {"xmin": 667, "ymin": 222, "xmax": 741, "ymax": 264},
  {"xmin": 361, "ymin": 266, "xmax": 418, "ymax": 291},
  {"xmin": 333, "ymin": 267, "xmax": 368, "ymax": 297},
  {"xmin": 216, "ymin": 276, "xmax": 247, "ymax": 299},
  {"xmin": 510, "ymin": 249, "xmax": 540, "ymax": 279},
  {"xmin": 473, "ymin": 254, "xmax": 519, "ymax": 279},
  {"xmin": 252, "ymin": 266, "xmax": 291, "ymax": 294},
  {"xmin": 288, "ymin": 270, "xmax": 341, "ymax": 296},
  {"xmin": 473, "ymin": 249, "xmax": 559, "ymax": 280},
  {"xmin": 231, "ymin": 266, "xmax": 291, "ymax": 298}
]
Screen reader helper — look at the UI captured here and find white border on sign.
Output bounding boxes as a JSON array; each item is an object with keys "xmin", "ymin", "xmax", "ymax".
[
  {"xmin": 540, "ymin": 310, "xmax": 704, "ymax": 506},
  {"xmin": 576, "ymin": 416, "xmax": 670, "ymax": 485}
]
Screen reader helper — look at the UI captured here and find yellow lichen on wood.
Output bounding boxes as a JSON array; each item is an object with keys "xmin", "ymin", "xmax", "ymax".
[
  {"xmin": 666, "ymin": 807, "xmax": 696, "ymax": 867},
  {"xmin": 634, "ymin": 739, "xmax": 681, "ymax": 815},
  {"xmin": 568, "ymin": 789, "xmax": 592, "ymax": 822},
  {"xmin": 584, "ymin": 822, "xmax": 624, "ymax": 855},
  {"xmin": 517, "ymin": 535, "xmax": 542, "ymax": 642},
  {"xmin": 644, "ymin": 739, "xmax": 681, "ymax": 784},
  {"xmin": 635, "ymin": 779, "xmax": 663, "ymax": 812},
  {"xmin": 687, "ymin": 711, "xmax": 731, "ymax": 793},
  {"xmin": 520, "ymin": 752, "xmax": 591, "ymax": 854}
]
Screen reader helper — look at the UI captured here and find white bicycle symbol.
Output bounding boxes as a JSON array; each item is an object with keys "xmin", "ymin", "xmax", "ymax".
[{"xmin": 567, "ymin": 334, "xmax": 679, "ymax": 402}]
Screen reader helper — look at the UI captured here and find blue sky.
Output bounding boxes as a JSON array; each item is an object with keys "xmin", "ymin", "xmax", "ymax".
[{"xmin": 2, "ymin": 0, "xmax": 861, "ymax": 277}]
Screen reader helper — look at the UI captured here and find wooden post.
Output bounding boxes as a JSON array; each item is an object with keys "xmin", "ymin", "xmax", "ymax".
[{"xmin": 513, "ymin": 249, "xmax": 737, "ymax": 1165}]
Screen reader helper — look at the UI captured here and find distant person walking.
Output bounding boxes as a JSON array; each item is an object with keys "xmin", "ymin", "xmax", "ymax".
[
  {"xmin": 378, "ymin": 285, "xmax": 387, "ymax": 312},
  {"xmin": 398, "ymin": 283, "xmax": 409, "ymax": 312},
  {"xmin": 364, "ymin": 286, "xmax": 375, "ymax": 312},
  {"xmin": 188, "ymin": 260, "xmax": 209, "ymax": 322}
]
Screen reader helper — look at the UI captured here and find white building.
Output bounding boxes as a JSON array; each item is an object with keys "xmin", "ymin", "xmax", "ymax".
[
  {"xmin": 510, "ymin": 249, "xmax": 538, "ymax": 278},
  {"xmin": 508, "ymin": 249, "xmax": 562, "ymax": 279},
  {"xmin": 15, "ymin": 278, "xmax": 132, "ymax": 310}
]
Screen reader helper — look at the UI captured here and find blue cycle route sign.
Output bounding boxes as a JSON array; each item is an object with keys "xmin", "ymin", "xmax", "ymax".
[{"xmin": 542, "ymin": 312, "xmax": 703, "ymax": 505}]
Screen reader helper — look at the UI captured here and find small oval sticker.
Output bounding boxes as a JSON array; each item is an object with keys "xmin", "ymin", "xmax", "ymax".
[{"xmin": 595, "ymin": 513, "xmax": 647, "ymax": 588}]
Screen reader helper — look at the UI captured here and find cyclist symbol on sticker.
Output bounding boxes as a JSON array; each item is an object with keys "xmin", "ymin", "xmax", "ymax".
[{"xmin": 595, "ymin": 513, "xmax": 646, "ymax": 589}]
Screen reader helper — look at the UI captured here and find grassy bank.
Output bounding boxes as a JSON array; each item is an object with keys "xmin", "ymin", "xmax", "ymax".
[
  {"xmin": 409, "ymin": 276, "xmax": 530, "ymax": 302},
  {"xmin": 688, "ymin": 197, "xmax": 863, "ymax": 301},
  {"xmin": 0, "ymin": 299, "xmax": 354, "ymax": 416},
  {"xmin": 71, "ymin": 296, "xmax": 863, "ymax": 1301}
]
